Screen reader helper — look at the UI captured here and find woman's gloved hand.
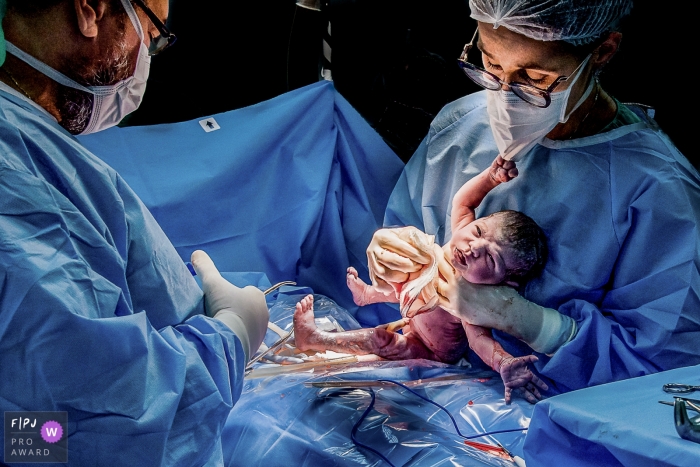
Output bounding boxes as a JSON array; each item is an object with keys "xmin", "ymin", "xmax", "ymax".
[
  {"xmin": 437, "ymin": 273, "xmax": 576, "ymax": 356},
  {"xmin": 191, "ymin": 250, "xmax": 269, "ymax": 362},
  {"xmin": 496, "ymin": 355, "xmax": 548, "ymax": 404},
  {"xmin": 366, "ymin": 226, "xmax": 433, "ymax": 293},
  {"xmin": 438, "ymin": 273, "xmax": 529, "ymax": 333}
]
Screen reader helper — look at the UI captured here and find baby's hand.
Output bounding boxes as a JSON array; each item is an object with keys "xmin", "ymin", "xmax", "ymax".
[
  {"xmin": 489, "ymin": 155, "xmax": 518, "ymax": 184},
  {"xmin": 498, "ymin": 355, "xmax": 548, "ymax": 404}
]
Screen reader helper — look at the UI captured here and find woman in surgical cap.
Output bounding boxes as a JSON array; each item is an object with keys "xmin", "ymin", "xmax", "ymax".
[{"xmin": 372, "ymin": 0, "xmax": 700, "ymax": 395}]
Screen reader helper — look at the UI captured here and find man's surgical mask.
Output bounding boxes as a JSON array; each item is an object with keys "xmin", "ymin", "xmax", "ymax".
[
  {"xmin": 486, "ymin": 54, "xmax": 593, "ymax": 162},
  {"xmin": 5, "ymin": 0, "xmax": 150, "ymax": 135}
]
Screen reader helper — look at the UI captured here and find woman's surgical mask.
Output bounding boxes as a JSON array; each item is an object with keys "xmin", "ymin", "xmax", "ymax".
[
  {"xmin": 5, "ymin": 0, "xmax": 150, "ymax": 135},
  {"xmin": 486, "ymin": 54, "xmax": 594, "ymax": 162}
]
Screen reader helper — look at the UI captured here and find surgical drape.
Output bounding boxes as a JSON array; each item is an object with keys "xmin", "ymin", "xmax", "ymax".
[{"xmin": 78, "ymin": 81, "xmax": 405, "ymax": 327}]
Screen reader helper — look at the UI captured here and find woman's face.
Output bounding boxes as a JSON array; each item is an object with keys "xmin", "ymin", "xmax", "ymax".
[{"xmin": 476, "ymin": 21, "xmax": 594, "ymax": 116}]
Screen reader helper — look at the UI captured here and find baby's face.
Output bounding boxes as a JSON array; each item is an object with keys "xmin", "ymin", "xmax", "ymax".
[{"xmin": 446, "ymin": 216, "xmax": 518, "ymax": 285}]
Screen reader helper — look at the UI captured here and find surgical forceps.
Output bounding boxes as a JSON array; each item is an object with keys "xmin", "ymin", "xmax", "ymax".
[
  {"xmin": 263, "ymin": 281, "xmax": 297, "ymax": 295},
  {"xmin": 663, "ymin": 383, "xmax": 700, "ymax": 394},
  {"xmin": 245, "ymin": 329, "xmax": 295, "ymax": 370}
]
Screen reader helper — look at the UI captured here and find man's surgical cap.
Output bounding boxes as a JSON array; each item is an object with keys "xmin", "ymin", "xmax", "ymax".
[{"xmin": 469, "ymin": 0, "xmax": 633, "ymax": 45}]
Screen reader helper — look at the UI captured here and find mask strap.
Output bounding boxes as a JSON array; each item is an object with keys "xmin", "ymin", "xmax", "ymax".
[
  {"xmin": 560, "ymin": 78, "xmax": 594, "ymax": 123},
  {"xmin": 5, "ymin": 42, "xmax": 91, "ymax": 93},
  {"xmin": 559, "ymin": 54, "xmax": 594, "ymax": 123},
  {"xmin": 5, "ymin": 2, "xmax": 145, "ymax": 96},
  {"xmin": 119, "ymin": 0, "xmax": 145, "ymax": 42}
]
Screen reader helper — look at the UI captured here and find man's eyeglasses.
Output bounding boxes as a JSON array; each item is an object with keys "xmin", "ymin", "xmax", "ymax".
[
  {"xmin": 457, "ymin": 28, "xmax": 585, "ymax": 108},
  {"xmin": 131, "ymin": 0, "xmax": 177, "ymax": 56}
]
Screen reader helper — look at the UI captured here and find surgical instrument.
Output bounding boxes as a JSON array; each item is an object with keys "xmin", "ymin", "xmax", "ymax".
[
  {"xmin": 245, "ymin": 329, "xmax": 295, "ymax": 370},
  {"xmin": 675, "ymin": 397, "xmax": 700, "ymax": 444},
  {"xmin": 659, "ymin": 397, "xmax": 700, "ymax": 413},
  {"xmin": 663, "ymin": 383, "xmax": 700, "ymax": 394},
  {"xmin": 185, "ymin": 262, "xmax": 295, "ymax": 296},
  {"xmin": 305, "ymin": 373, "xmax": 479, "ymax": 389},
  {"xmin": 263, "ymin": 281, "xmax": 297, "ymax": 295}
]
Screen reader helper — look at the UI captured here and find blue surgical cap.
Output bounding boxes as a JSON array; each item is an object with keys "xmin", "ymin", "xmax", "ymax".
[{"xmin": 469, "ymin": 0, "xmax": 633, "ymax": 45}]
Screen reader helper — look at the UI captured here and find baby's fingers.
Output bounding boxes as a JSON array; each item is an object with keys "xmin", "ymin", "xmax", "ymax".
[
  {"xmin": 520, "ymin": 387, "xmax": 539, "ymax": 404},
  {"xmin": 531, "ymin": 374, "xmax": 549, "ymax": 392},
  {"xmin": 500, "ymin": 157, "xmax": 516, "ymax": 170},
  {"xmin": 493, "ymin": 168, "xmax": 509, "ymax": 183}
]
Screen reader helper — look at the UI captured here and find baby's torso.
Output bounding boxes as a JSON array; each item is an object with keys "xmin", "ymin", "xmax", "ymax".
[{"xmin": 408, "ymin": 307, "xmax": 468, "ymax": 363}]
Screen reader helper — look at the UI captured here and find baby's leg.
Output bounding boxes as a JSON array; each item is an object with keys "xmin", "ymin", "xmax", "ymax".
[
  {"xmin": 294, "ymin": 295, "xmax": 438, "ymax": 360},
  {"xmin": 347, "ymin": 267, "xmax": 397, "ymax": 306}
]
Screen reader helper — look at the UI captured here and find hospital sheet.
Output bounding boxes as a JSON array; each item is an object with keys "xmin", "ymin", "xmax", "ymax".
[
  {"xmin": 524, "ymin": 364, "xmax": 700, "ymax": 466},
  {"xmin": 227, "ymin": 291, "xmax": 533, "ymax": 467},
  {"xmin": 78, "ymin": 81, "xmax": 405, "ymax": 326}
]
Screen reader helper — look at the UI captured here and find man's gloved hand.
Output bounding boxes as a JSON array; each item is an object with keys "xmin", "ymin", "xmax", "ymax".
[
  {"xmin": 191, "ymin": 250, "xmax": 269, "ymax": 362},
  {"xmin": 437, "ymin": 273, "xmax": 576, "ymax": 356},
  {"xmin": 366, "ymin": 226, "xmax": 432, "ymax": 293}
]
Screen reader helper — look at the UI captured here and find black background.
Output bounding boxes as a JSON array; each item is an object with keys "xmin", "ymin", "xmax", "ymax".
[{"xmin": 125, "ymin": 0, "xmax": 696, "ymax": 169}]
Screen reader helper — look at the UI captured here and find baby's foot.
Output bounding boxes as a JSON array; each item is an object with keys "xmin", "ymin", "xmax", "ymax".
[
  {"xmin": 293, "ymin": 294, "xmax": 323, "ymax": 352},
  {"xmin": 347, "ymin": 267, "xmax": 396, "ymax": 306},
  {"xmin": 347, "ymin": 267, "xmax": 372, "ymax": 306}
]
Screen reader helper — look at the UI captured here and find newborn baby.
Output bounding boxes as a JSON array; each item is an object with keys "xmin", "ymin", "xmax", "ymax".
[{"xmin": 294, "ymin": 156, "xmax": 548, "ymax": 403}]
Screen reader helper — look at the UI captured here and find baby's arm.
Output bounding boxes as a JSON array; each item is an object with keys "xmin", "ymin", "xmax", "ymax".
[
  {"xmin": 463, "ymin": 322, "xmax": 547, "ymax": 404},
  {"xmin": 451, "ymin": 156, "xmax": 518, "ymax": 233}
]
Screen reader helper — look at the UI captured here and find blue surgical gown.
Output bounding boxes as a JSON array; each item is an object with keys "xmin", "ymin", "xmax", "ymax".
[
  {"xmin": 0, "ymin": 88, "xmax": 246, "ymax": 466},
  {"xmin": 386, "ymin": 90, "xmax": 700, "ymax": 392}
]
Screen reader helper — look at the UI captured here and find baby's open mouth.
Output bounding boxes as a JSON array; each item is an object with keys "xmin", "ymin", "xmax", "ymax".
[{"xmin": 453, "ymin": 248, "xmax": 468, "ymax": 267}]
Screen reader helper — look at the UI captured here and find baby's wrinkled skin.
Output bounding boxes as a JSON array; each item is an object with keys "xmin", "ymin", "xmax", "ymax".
[
  {"xmin": 293, "ymin": 156, "xmax": 548, "ymax": 403},
  {"xmin": 294, "ymin": 292, "xmax": 466, "ymax": 361}
]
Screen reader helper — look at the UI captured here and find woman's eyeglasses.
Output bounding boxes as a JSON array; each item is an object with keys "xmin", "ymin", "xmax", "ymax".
[{"xmin": 457, "ymin": 28, "xmax": 586, "ymax": 108}]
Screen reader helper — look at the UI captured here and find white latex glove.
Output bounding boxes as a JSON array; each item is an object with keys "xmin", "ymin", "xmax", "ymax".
[
  {"xmin": 366, "ymin": 226, "xmax": 433, "ymax": 293},
  {"xmin": 437, "ymin": 273, "xmax": 576, "ymax": 355},
  {"xmin": 191, "ymin": 250, "xmax": 269, "ymax": 362}
]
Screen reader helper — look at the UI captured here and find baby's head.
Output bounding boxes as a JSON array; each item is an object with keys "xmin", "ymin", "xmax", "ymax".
[{"xmin": 448, "ymin": 210, "xmax": 547, "ymax": 288}]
